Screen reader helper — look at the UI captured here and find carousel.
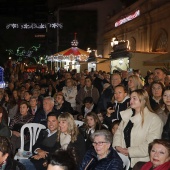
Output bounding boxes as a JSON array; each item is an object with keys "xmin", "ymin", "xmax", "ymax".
[{"xmin": 47, "ymin": 34, "xmax": 89, "ymax": 73}]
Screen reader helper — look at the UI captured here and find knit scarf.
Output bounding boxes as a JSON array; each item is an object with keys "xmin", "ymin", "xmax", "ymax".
[
  {"xmin": 60, "ymin": 133, "xmax": 71, "ymax": 150},
  {"xmin": 141, "ymin": 161, "xmax": 170, "ymax": 170}
]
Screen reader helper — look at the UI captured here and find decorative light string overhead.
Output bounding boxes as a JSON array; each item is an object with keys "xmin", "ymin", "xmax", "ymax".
[{"xmin": 6, "ymin": 23, "xmax": 63, "ymax": 29}]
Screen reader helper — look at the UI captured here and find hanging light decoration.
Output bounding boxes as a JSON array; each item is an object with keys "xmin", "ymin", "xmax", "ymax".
[{"xmin": 71, "ymin": 33, "xmax": 79, "ymax": 47}]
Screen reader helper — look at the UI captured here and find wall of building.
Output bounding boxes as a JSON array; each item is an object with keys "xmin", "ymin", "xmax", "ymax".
[{"xmin": 103, "ymin": 0, "xmax": 170, "ymax": 74}]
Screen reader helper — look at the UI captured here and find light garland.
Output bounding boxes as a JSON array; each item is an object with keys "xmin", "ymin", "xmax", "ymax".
[
  {"xmin": 6, "ymin": 44, "xmax": 41, "ymax": 57},
  {"xmin": 6, "ymin": 23, "xmax": 63, "ymax": 29}
]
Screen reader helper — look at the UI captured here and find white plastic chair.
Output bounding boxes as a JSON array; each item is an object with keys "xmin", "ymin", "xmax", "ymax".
[
  {"xmin": 117, "ymin": 152, "xmax": 131, "ymax": 170},
  {"xmin": 74, "ymin": 120, "xmax": 84, "ymax": 127},
  {"xmin": 14, "ymin": 123, "xmax": 46, "ymax": 160}
]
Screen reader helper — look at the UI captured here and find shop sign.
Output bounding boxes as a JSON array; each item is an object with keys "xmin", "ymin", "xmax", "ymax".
[{"xmin": 115, "ymin": 10, "xmax": 140, "ymax": 27}]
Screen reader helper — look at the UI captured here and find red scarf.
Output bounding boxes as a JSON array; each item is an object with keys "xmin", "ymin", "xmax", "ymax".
[{"xmin": 141, "ymin": 161, "xmax": 170, "ymax": 170}]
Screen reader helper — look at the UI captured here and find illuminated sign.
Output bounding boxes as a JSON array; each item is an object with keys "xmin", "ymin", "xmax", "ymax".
[{"xmin": 115, "ymin": 10, "xmax": 140, "ymax": 27}]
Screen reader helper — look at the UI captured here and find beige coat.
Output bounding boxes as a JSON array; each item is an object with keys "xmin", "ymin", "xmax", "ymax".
[{"xmin": 113, "ymin": 107, "xmax": 163, "ymax": 167}]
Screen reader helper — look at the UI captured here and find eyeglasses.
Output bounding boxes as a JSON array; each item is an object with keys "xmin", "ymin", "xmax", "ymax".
[
  {"xmin": 92, "ymin": 141, "xmax": 108, "ymax": 146},
  {"xmin": 152, "ymin": 87, "xmax": 162, "ymax": 91}
]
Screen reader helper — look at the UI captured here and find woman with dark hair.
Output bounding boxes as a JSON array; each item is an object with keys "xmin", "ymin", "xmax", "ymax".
[
  {"xmin": 76, "ymin": 76, "xmax": 99, "ymax": 112},
  {"xmin": 81, "ymin": 97, "xmax": 97, "ymax": 118},
  {"xmin": 133, "ymin": 139, "xmax": 170, "ymax": 170},
  {"xmin": 47, "ymin": 149, "xmax": 77, "ymax": 170},
  {"xmin": 149, "ymin": 81, "xmax": 164, "ymax": 112},
  {"xmin": 79, "ymin": 112, "xmax": 107, "ymax": 150},
  {"xmin": 3, "ymin": 90, "xmax": 18, "ymax": 119},
  {"xmin": 0, "ymin": 106, "xmax": 10, "ymax": 138},
  {"xmin": 0, "ymin": 136, "xmax": 25, "ymax": 170},
  {"xmin": 156, "ymin": 86, "xmax": 170, "ymax": 125},
  {"xmin": 9, "ymin": 101, "xmax": 34, "ymax": 154},
  {"xmin": 113, "ymin": 89, "xmax": 163, "ymax": 168}
]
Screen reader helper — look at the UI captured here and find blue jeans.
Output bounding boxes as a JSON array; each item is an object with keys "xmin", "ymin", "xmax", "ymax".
[{"xmin": 19, "ymin": 159, "xmax": 36, "ymax": 170}]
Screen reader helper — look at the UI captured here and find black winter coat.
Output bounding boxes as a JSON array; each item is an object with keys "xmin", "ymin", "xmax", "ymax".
[{"xmin": 162, "ymin": 113, "xmax": 170, "ymax": 140}]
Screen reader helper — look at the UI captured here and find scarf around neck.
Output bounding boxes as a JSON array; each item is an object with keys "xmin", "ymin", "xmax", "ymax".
[{"xmin": 141, "ymin": 161, "xmax": 170, "ymax": 170}]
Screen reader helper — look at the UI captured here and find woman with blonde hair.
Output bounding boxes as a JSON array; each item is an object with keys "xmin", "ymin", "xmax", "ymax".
[
  {"xmin": 128, "ymin": 75, "xmax": 143, "ymax": 94},
  {"xmin": 113, "ymin": 89, "xmax": 163, "ymax": 168},
  {"xmin": 57, "ymin": 112, "xmax": 86, "ymax": 165}
]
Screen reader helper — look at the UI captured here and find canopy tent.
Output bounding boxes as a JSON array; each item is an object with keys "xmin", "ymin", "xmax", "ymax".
[
  {"xmin": 47, "ymin": 47, "xmax": 89, "ymax": 62},
  {"xmin": 143, "ymin": 52, "xmax": 170, "ymax": 70}
]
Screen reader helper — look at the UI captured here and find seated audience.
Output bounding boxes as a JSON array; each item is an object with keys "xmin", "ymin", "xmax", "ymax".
[
  {"xmin": 127, "ymin": 74, "xmax": 143, "ymax": 94},
  {"xmin": 149, "ymin": 81, "xmax": 164, "ymax": 112},
  {"xmin": 0, "ymin": 106, "xmax": 11, "ymax": 138},
  {"xmin": 81, "ymin": 97, "xmax": 97, "ymax": 118},
  {"xmin": 133, "ymin": 139, "xmax": 170, "ymax": 170},
  {"xmin": 9, "ymin": 101, "xmax": 34, "ymax": 154},
  {"xmin": 57, "ymin": 112, "xmax": 85, "ymax": 165},
  {"xmin": 113, "ymin": 89, "xmax": 163, "ymax": 168},
  {"xmin": 111, "ymin": 119, "xmax": 121, "ymax": 136},
  {"xmin": 62, "ymin": 78, "xmax": 77, "ymax": 110},
  {"xmin": 79, "ymin": 112, "xmax": 107, "ymax": 150},
  {"xmin": 53, "ymin": 93, "xmax": 74, "ymax": 115},
  {"xmin": 76, "ymin": 76, "xmax": 99, "ymax": 112},
  {"xmin": 105, "ymin": 85, "xmax": 130, "ymax": 129},
  {"xmin": 162, "ymin": 113, "xmax": 170, "ymax": 140},
  {"xmin": 3, "ymin": 90, "xmax": 18, "ymax": 119},
  {"xmin": 157, "ymin": 86, "xmax": 170, "ymax": 125},
  {"xmin": 29, "ymin": 96, "xmax": 40, "ymax": 116},
  {"xmin": 20, "ymin": 112, "xmax": 60, "ymax": 170},
  {"xmin": 33, "ymin": 96, "xmax": 56, "ymax": 126},
  {"xmin": 0, "ymin": 136, "xmax": 26, "ymax": 170},
  {"xmin": 79, "ymin": 130, "xmax": 123, "ymax": 170},
  {"xmin": 47, "ymin": 149, "xmax": 77, "ymax": 170}
]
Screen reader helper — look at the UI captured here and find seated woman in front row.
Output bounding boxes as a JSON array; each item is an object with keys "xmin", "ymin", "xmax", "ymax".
[
  {"xmin": 79, "ymin": 130, "xmax": 123, "ymax": 170},
  {"xmin": 133, "ymin": 139, "xmax": 170, "ymax": 170}
]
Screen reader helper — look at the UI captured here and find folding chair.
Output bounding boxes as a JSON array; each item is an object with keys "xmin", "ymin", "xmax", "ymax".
[
  {"xmin": 74, "ymin": 120, "xmax": 84, "ymax": 127},
  {"xmin": 14, "ymin": 123, "xmax": 46, "ymax": 160},
  {"xmin": 117, "ymin": 152, "xmax": 131, "ymax": 170}
]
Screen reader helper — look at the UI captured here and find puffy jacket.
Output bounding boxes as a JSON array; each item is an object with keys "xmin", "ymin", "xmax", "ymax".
[
  {"xmin": 79, "ymin": 147, "xmax": 123, "ymax": 170},
  {"xmin": 113, "ymin": 107, "xmax": 163, "ymax": 167}
]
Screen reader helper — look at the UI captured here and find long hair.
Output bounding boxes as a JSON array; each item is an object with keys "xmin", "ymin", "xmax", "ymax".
[
  {"xmin": 128, "ymin": 75, "xmax": 143, "ymax": 92},
  {"xmin": 84, "ymin": 112, "xmax": 102, "ymax": 130},
  {"xmin": 131, "ymin": 89, "xmax": 154, "ymax": 126},
  {"xmin": 160, "ymin": 86, "xmax": 170, "ymax": 115},
  {"xmin": 57, "ymin": 112, "xmax": 78, "ymax": 143}
]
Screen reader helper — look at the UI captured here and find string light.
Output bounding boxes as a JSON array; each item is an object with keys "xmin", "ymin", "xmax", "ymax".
[{"xmin": 6, "ymin": 23, "xmax": 63, "ymax": 29}]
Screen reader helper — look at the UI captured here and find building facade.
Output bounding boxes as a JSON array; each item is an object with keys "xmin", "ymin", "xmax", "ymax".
[{"xmin": 103, "ymin": 0, "xmax": 170, "ymax": 75}]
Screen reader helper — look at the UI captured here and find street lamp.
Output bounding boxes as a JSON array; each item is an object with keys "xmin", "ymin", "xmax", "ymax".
[{"xmin": 111, "ymin": 37, "xmax": 119, "ymax": 47}]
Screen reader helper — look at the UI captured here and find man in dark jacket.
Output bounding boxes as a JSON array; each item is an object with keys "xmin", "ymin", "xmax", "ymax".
[
  {"xmin": 20, "ymin": 112, "xmax": 60, "ymax": 170},
  {"xmin": 33, "ymin": 96, "xmax": 59, "ymax": 127},
  {"xmin": 54, "ymin": 93, "xmax": 74, "ymax": 115}
]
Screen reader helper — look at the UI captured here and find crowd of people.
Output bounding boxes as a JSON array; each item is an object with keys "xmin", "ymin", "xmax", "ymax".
[{"xmin": 0, "ymin": 67, "xmax": 169, "ymax": 170}]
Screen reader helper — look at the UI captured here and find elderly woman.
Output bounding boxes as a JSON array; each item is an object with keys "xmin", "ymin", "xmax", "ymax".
[
  {"xmin": 80, "ymin": 130, "xmax": 123, "ymax": 170},
  {"xmin": 149, "ymin": 81, "xmax": 164, "ymax": 112},
  {"xmin": 133, "ymin": 139, "xmax": 170, "ymax": 170},
  {"xmin": 0, "ymin": 136, "xmax": 25, "ymax": 170},
  {"xmin": 113, "ymin": 89, "xmax": 163, "ymax": 168}
]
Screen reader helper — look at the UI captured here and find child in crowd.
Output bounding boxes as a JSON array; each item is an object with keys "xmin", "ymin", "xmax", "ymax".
[{"xmin": 111, "ymin": 119, "xmax": 121, "ymax": 136}]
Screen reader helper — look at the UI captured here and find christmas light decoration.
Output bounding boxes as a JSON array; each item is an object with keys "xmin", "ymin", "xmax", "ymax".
[{"xmin": 6, "ymin": 23, "xmax": 63, "ymax": 29}]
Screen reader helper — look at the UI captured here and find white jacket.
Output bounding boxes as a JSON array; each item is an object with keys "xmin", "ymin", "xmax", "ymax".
[
  {"xmin": 62, "ymin": 86, "xmax": 77, "ymax": 109},
  {"xmin": 113, "ymin": 107, "xmax": 163, "ymax": 167}
]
